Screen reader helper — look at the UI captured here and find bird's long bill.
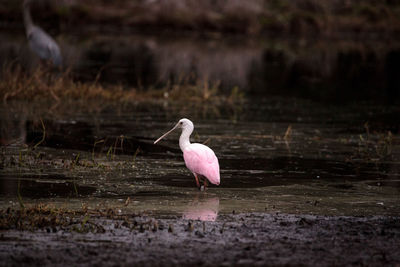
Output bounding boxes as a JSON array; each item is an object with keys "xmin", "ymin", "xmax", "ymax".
[{"xmin": 154, "ymin": 123, "xmax": 179, "ymax": 144}]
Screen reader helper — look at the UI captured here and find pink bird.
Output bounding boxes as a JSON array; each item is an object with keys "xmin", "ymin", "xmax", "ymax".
[{"xmin": 154, "ymin": 118, "xmax": 220, "ymax": 190}]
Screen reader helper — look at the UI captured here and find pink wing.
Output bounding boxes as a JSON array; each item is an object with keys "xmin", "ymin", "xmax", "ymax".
[{"xmin": 183, "ymin": 143, "xmax": 220, "ymax": 185}]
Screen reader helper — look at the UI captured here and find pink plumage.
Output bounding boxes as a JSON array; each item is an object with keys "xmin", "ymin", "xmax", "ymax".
[
  {"xmin": 154, "ymin": 118, "xmax": 221, "ymax": 190},
  {"xmin": 183, "ymin": 143, "xmax": 220, "ymax": 185}
]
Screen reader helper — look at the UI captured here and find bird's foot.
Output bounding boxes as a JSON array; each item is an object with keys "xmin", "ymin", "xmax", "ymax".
[{"xmin": 200, "ymin": 185, "xmax": 207, "ymax": 192}]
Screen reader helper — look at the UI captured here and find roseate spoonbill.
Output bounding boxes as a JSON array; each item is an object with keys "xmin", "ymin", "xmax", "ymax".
[
  {"xmin": 154, "ymin": 118, "xmax": 220, "ymax": 190},
  {"xmin": 23, "ymin": 0, "xmax": 63, "ymax": 67},
  {"xmin": 182, "ymin": 196, "xmax": 219, "ymax": 221}
]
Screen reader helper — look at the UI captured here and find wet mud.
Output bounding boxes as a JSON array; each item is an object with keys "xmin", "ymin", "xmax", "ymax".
[
  {"xmin": 1, "ymin": 2, "xmax": 400, "ymax": 263},
  {"xmin": 1, "ymin": 211, "xmax": 399, "ymax": 266},
  {"xmin": 0, "ymin": 98, "xmax": 399, "ymax": 265}
]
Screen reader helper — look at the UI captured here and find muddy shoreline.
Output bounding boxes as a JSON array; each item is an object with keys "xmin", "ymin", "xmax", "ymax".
[
  {"xmin": 1, "ymin": 212, "xmax": 399, "ymax": 266},
  {"xmin": 1, "ymin": 97, "xmax": 399, "ymax": 266},
  {"xmin": 2, "ymin": 0, "xmax": 400, "ymax": 263}
]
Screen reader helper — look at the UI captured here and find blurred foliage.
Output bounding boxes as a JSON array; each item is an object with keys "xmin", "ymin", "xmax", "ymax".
[{"xmin": 1, "ymin": 0, "xmax": 400, "ymax": 38}]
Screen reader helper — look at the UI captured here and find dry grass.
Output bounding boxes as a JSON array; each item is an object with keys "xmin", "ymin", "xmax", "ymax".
[
  {"xmin": 1, "ymin": 65, "xmax": 137, "ymax": 103},
  {"xmin": 352, "ymin": 122, "xmax": 394, "ymax": 162},
  {"xmin": 0, "ymin": 64, "xmax": 244, "ymax": 110}
]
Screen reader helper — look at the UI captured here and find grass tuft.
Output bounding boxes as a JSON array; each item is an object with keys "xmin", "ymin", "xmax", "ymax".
[{"xmin": 0, "ymin": 64, "xmax": 244, "ymax": 111}]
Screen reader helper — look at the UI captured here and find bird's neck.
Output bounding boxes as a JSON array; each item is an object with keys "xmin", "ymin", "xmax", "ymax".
[
  {"xmin": 179, "ymin": 127, "xmax": 193, "ymax": 151},
  {"xmin": 23, "ymin": 2, "xmax": 34, "ymax": 32}
]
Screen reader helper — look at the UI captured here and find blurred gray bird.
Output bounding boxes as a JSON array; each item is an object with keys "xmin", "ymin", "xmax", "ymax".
[{"xmin": 23, "ymin": 0, "xmax": 62, "ymax": 67}]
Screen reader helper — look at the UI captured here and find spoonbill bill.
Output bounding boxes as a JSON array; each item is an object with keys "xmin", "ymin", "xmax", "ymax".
[{"xmin": 154, "ymin": 118, "xmax": 220, "ymax": 190}]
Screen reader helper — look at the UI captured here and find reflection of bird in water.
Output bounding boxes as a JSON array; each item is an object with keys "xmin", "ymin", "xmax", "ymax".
[
  {"xmin": 154, "ymin": 118, "xmax": 220, "ymax": 191},
  {"xmin": 182, "ymin": 196, "xmax": 219, "ymax": 222},
  {"xmin": 23, "ymin": 0, "xmax": 62, "ymax": 67}
]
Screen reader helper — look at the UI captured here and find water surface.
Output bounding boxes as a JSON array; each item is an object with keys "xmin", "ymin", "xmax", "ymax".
[{"xmin": 1, "ymin": 98, "xmax": 399, "ymax": 219}]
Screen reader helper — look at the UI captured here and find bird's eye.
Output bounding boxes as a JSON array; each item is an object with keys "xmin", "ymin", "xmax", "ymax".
[{"xmin": 180, "ymin": 122, "xmax": 183, "ymax": 125}]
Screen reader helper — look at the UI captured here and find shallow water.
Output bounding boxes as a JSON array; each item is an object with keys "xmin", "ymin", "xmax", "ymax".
[{"xmin": 1, "ymin": 98, "xmax": 399, "ymax": 219}]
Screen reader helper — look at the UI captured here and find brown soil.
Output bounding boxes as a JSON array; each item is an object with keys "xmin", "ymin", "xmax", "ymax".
[{"xmin": 1, "ymin": 211, "xmax": 399, "ymax": 266}]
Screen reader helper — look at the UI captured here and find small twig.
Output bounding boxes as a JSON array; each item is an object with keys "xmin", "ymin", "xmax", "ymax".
[
  {"xmin": 33, "ymin": 118, "xmax": 46, "ymax": 149},
  {"xmin": 92, "ymin": 139, "xmax": 105, "ymax": 161},
  {"xmin": 284, "ymin": 125, "xmax": 292, "ymax": 141},
  {"xmin": 202, "ymin": 138, "xmax": 211, "ymax": 145},
  {"xmin": 17, "ymin": 178, "xmax": 25, "ymax": 209},
  {"xmin": 132, "ymin": 147, "xmax": 140, "ymax": 167}
]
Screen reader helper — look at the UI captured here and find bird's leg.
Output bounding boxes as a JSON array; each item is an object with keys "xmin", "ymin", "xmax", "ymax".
[
  {"xmin": 203, "ymin": 179, "xmax": 208, "ymax": 191},
  {"xmin": 194, "ymin": 173, "xmax": 200, "ymax": 189}
]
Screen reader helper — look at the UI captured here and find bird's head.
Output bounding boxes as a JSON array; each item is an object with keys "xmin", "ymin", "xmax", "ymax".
[
  {"xmin": 154, "ymin": 118, "xmax": 194, "ymax": 144},
  {"xmin": 177, "ymin": 118, "xmax": 193, "ymax": 130}
]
